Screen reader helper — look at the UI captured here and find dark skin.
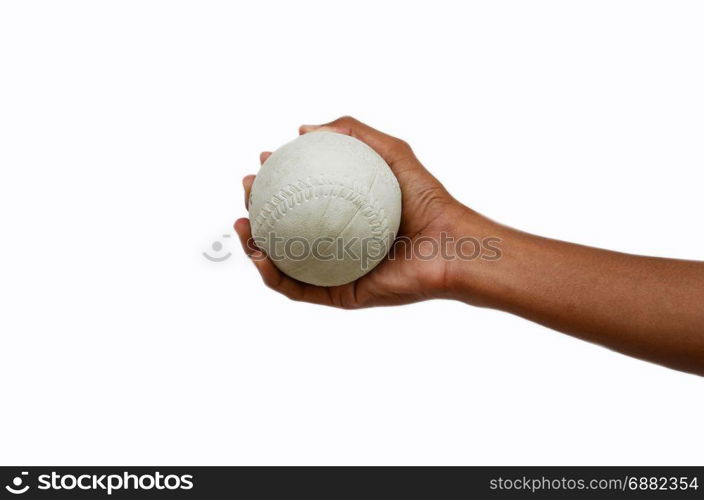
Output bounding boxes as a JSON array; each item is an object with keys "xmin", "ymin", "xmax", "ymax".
[{"xmin": 235, "ymin": 116, "xmax": 704, "ymax": 376}]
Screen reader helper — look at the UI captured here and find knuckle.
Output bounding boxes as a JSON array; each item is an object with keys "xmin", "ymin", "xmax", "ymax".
[
  {"xmin": 390, "ymin": 137, "xmax": 412, "ymax": 156},
  {"xmin": 337, "ymin": 291, "xmax": 360, "ymax": 310},
  {"xmin": 278, "ymin": 287, "xmax": 301, "ymax": 302},
  {"xmin": 338, "ymin": 300, "xmax": 355, "ymax": 310},
  {"xmin": 334, "ymin": 115, "xmax": 357, "ymax": 126}
]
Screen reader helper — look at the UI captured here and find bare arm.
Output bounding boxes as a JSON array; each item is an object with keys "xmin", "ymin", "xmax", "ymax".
[
  {"xmin": 448, "ymin": 210, "xmax": 704, "ymax": 375},
  {"xmin": 235, "ymin": 116, "xmax": 704, "ymax": 376}
]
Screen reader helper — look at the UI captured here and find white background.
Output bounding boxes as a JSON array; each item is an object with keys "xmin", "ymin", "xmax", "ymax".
[{"xmin": 1, "ymin": 0, "xmax": 702, "ymax": 465}]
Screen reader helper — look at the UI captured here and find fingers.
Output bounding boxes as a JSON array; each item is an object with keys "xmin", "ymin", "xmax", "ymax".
[
  {"xmin": 233, "ymin": 218, "xmax": 284, "ymax": 285},
  {"xmin": 233, "ymin": 219, "xmax": 291, "ymax": 290},
  {"xmin": 242, "ymin": 175, "xmax": 255, "ymax": 210},
  {"xmin": 243, "ymin": 152, "xmax": 270, "ymax": 209},
  {"xmin": 299, "ymin": 116, "xmax": 414, "ymax": 169},
  {"xmin": 233, "ymin": 217, "xmax": 336, "ymax": 306},
  {"xmin": 299, "ymin": 123, "xmax": 329, "ymax": 135},
  {"xmin": 234, "ymin": 217, "xmax": 258, "ymax": 256}
]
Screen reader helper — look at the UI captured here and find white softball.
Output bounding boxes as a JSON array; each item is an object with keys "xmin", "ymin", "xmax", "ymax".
[{"xmin": 249, "ymin": 131, "xmax": 402, "ymax": 287}]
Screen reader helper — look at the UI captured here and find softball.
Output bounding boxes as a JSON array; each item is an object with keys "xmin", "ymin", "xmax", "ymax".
[{"xmin": 249, "ymin": 131, "xmax": 402, "ymax": 286}]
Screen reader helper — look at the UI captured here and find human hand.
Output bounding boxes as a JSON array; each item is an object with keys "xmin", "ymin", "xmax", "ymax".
[
  {"xmin": 234, "ymin": 116, "xmax": 472, "ymax": 308},
  {"xmin": 234, "ymin": 117, "xmax": 704, "ymax": 374}
]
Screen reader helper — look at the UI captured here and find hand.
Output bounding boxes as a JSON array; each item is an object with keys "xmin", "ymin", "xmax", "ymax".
[
  {"xmin": 234, "ymin": 116, "xmax": 470, "ymax": 308},
  {"xmin": 234, "ymin": 117, "xmax": 704, "ymax": 373}
]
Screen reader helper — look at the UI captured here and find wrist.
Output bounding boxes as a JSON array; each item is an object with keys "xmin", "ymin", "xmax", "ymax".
[{"xmin": 441, "ymin": 207, "xmax": 509, "ymax": 305}]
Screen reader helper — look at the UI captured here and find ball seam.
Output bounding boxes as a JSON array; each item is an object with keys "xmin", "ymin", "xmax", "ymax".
[{"xmin": 251, "ymin": 177, "xmax": 392, "ymax": 245}]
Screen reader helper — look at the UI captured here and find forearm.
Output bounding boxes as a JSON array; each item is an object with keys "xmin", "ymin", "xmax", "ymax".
[
  {"xmin": 448, "ymin": 209, "xmax": 704, "ymax": 375},
  {"xmin": 238, "ymin": 116, "xmax": 704, "ymax": 375}
]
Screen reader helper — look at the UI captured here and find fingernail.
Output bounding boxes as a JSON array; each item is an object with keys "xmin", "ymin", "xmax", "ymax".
[
  {"xmin": 250, "ymin": 250, "xmax": 263, "ymax": 260},
  {"xmin": 299, "ymin": 124, "xmax": 318, "ymax": 134}
]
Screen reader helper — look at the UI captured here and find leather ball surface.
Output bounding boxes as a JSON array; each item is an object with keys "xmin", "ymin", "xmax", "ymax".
[{"xmin": 249, "ymin": 131, "xmax": 402, "ymax": 286}]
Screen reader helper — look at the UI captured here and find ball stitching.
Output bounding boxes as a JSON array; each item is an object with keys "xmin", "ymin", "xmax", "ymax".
[{"xmin": 251, "ymin": 176, "xmax": 393, "ymax": 247}]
